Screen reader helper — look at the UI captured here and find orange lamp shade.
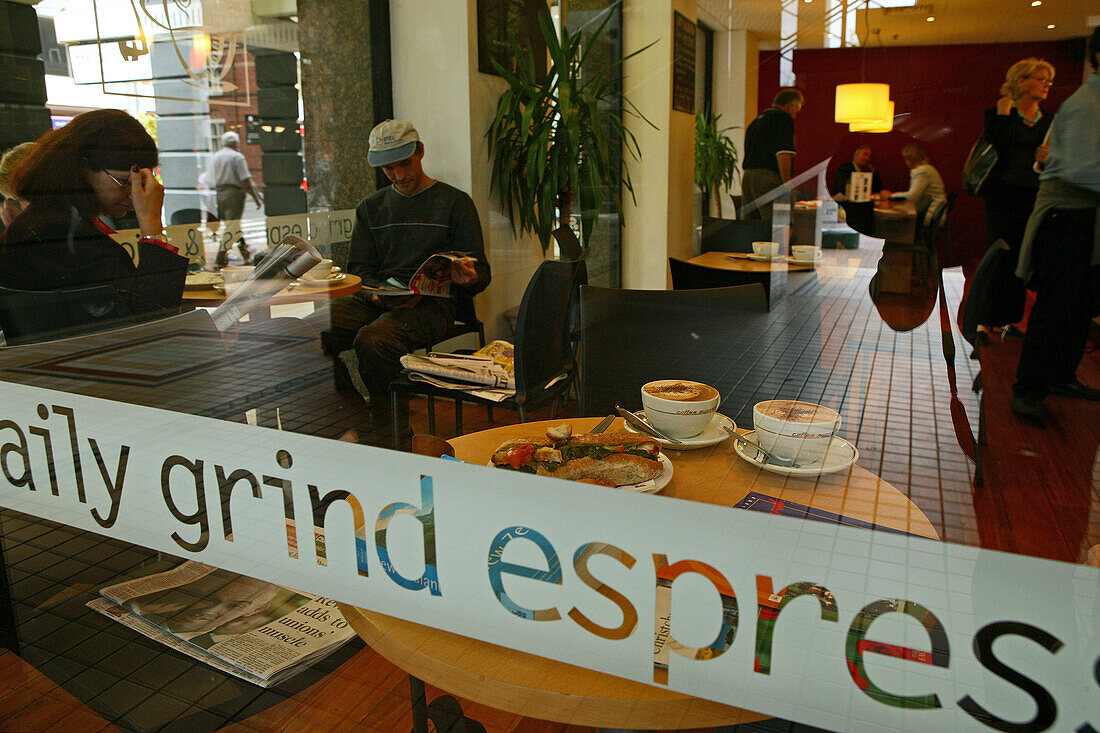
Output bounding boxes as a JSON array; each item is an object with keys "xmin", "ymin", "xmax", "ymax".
[
  {"xmin": 835, "ymin": 83, "xmax": 891, "ymax": 124},
  {"xmin": 848, "ymin": 101, "xmax": 895, "ymax": 133}
]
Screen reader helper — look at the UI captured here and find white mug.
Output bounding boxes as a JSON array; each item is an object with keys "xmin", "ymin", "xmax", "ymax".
[
  {"xmin": 641, "ymin": 380, "xmax": 721, "ymax": 439},
  {"xmin": 791, "ymin": 245, "xmax": 819, "ymax": 262},
  {"xmin": 753, "ymin": 400, "xmax": 841, "ymax": 465},
  {"xmin": 304, "ymin": 258, "xmax": 334, "ymax": 281},
  {"xmin": 220, "ymin": 265, "xmax": 255, "ymax": 296},
  {"xmin": 752, "ymin": 241, "xmax": 780, "ymax": 258}
]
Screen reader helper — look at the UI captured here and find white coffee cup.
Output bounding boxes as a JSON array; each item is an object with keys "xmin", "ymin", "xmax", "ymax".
[
  {"xmin": 304, "ymin": 258, "xmax": 334, "ymax": 281},
  {"xmin": 641, "ymin": 380, "xmax": 721, "ymax": 439},
  {"xmin": 220, "ymin": 265, "xmax": 255, "ymax": 296},
  {"xmin": 791, "ymin": 245, "xmax": 819, "ymax": 262},
  {"xmin": 752, "ymin": 399, "xmax": 841, "ymax": 465},
  {"xmin": 752, "ymin": 241, "xmax": 780, "ymax": 258}
]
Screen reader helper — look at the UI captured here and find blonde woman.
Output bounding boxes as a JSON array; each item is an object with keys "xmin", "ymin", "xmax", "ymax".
[{"xmin": 977, "ymin": 58, "xmax": 1055, "ymax": 339}]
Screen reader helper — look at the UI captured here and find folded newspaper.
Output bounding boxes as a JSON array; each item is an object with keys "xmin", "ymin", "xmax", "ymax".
[
  {"xmin": 211, "ymin": 233, "xmax": 323, "ymax": 331},
  {"xmin": 87, "ymin": 560, "xmax": 354, "ymax": 687},
  {"xmin": 399, "ymin": 340, "xmax": 517, "ymax": 402}
]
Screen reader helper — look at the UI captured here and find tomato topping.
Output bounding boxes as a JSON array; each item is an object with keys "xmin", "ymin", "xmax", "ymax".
[
  {"xmin": 506, "ymin": 443, "xmax": 535, "ymax": 469},
  {"xmin": 612, "ymin": 445, "xmax": 625, "ymax": 452}
]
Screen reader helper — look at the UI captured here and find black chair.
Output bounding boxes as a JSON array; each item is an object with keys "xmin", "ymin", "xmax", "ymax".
[
  {"xmin": 578, "ymin": 283, "xmax": 769, "ymax": 416},
  {"xmin": 425, "ymin": 291, "xmax": 486, "ymax": 353},
  {"xmin": 0, "ymin": 283, "xmax": 132, "ymax": 345},
  {"xmin": 169, "ymin": 208, "xmax": 218, "ymax": 226},
  {"xmin": 700, "ymin": 218, "xmax": 770, "ymax": 254},
  {"xmin": 919, "ymin": 192, "xmax": 957, "ymax": 259},
  {"xmin": 390, "ymin": 259, "xmax": 586, "ymax": 442}
]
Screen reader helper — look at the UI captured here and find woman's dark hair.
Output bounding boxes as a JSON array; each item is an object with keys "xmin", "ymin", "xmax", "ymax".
[{"xmin": 7, "ymin": 109, "xmax": 157, "ymax": 218}]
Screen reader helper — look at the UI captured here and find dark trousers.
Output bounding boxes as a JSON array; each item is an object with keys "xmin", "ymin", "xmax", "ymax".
[
  {"xmin": 216, "ymin": 186, "xmax": 248, "ymax": 249},
  {"xmin": 982, "ymin": 185, "xmax": 1038, "ymax": 325},
  {"xmin": 321, "ymin": 294, "xmax": 455, "ymax": 419},
  {"xmin": 1014, "ymin": 207, "xmax": 1100, "ymax": 398}
]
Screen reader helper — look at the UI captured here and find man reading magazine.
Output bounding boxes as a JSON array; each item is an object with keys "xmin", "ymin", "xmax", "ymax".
[{"xmin": 322, "ymin": 120, "xmax": 491, "ymax": 437}]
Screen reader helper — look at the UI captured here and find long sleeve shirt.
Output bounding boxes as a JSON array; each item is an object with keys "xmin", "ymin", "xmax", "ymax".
[{"xmin": 890, "ymin": 163, "xmax": 947, "ymax": 224}]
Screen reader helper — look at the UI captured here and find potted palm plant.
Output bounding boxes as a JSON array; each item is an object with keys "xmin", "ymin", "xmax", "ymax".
[
  {"xmin": 486, "ymin": 3, "xmax": 653, "ymax": 256},
  {"xmin": 694, "ymin": 108, "xmax": 739, "ymax": 219}
]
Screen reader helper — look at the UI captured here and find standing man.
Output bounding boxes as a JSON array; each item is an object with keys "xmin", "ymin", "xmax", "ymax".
[
  {"xmin": 741, "ymin": 89, "xmax": 803, "ymax": 224},
  {"xmin": 1010, "ymin": 26, "xmax": 1100, "ymax": 422},
  {"xmin": 210, "ymin": 131, "xmax": 263, "ymax": 267},
  {"xmin": 322, "ymin": 120, "xmax": 491, "ymax": 438}
]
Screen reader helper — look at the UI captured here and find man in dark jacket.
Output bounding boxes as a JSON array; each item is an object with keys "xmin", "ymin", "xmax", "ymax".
[{"xmin": 741, "ymin": 89, "xmax": 803, "ymax": 224}]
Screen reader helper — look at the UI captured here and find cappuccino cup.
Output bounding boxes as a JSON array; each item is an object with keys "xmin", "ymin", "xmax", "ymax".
[
  {"xmin": 752, "ymin": 241, "xmax": 780, "ymax": 258},
  {"xmin": 219, "ymin": 265, "xmax": 255, "ymax": 296},
  {"xmin": 641, "ymin": 380, "xmax": 721, "ymax": 438},
  {"xmin": 791, "ymin": 245, "xmax": 819, "ymax": 262},
  {"xmin": 752, "ymin": 400, "xmax": 841, "ymax": 465},
  {"xmin": 304, "ymin": 258, "xmax": 334, "ymax": 281}
]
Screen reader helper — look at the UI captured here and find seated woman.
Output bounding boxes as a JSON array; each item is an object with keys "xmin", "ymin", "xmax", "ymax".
[
  {"xmin": 0, "ymin": 109, "xmax": 187, "ymax": 343},
  {"xmin": 0, "ymin": 142, "xmax": 34, "ymax": 228},
  {"xmin": 880, "ymin": 143, "xmax": 948, "ymax": 227}
]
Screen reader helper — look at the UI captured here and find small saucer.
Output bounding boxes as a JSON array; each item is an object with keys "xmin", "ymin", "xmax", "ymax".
[
  {"xmin": 621, "ymin": 411, "xmax": 735, "ymax": 450},
  {"xmin": 733, "ymin": 430, "xmax": 858, "ymax": 477},
  {"xmin": 298, "ymin": 272, "xmax": 347, "ymax": 287},
  {"xmin": 747, "ymin": 252, "xmax": 784, "ymax": 262},
  {"xmin": 788, "ymin": 252, "xmax": 823, "ymax": 266}
]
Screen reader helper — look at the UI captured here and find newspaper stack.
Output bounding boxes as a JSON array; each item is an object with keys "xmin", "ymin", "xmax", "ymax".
[
  {"xmin": 87, "ymin": 561, "xmax": 354, "ymax": 687},
  {"xmin": 399, "ymin": 339, "xmax": 516, "ymax": 402}
]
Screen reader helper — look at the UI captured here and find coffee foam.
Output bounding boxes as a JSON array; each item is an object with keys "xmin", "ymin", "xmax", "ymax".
[
  {"xmin": 643, "ymin": 380, "xmax": 720, "ymax": 402},
  {"xmin": 756, "ymin": 400, "xmax": 838, "ymax": 423}
]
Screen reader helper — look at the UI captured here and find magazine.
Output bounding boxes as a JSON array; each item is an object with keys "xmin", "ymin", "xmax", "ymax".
[
  {"xmin": 399, "ymin": 340, "xmax": 517, "ymax": 402},
  {"xmin": 359, "ymin": 251, "xmax": 476, "ymax": 298},
  {"xmin": 87, "ymin": 560, "xmax": 355, "ymax": 687}
]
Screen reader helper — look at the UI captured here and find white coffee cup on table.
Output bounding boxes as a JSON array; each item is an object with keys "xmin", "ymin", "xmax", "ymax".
[
  {"xmin": 752, "ymin": 241, "xmax": 780, "ymax": 258},
  {"xmin": 641, "ymin": 380, "xmax": 721, "ymax": 439},
  {"xmin": 752, "ymin": 399, "xmax": 841, "ymax": 465},
  {"xmin": 304, "ymin": 258, "xmax": 334, "ymax": 281},
  {"xmin": 791, "ymin": 245, "xmax": 818, "ymax": 262},
  {"xmin": 220, "ymin": 265, "xmax": 255, "ymax": 296}
]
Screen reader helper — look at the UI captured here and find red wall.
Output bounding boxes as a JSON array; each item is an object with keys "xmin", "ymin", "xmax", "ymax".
[{"xmin": 758, "ymin": 40, "xmax": 1080, "ymax": 266}]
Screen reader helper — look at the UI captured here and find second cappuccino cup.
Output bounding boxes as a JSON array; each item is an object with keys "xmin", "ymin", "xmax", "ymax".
[
  {"xmin": 753, "ymin": 400, "xmax": 841, "ymax": 465},
  {"xmin": 641, "ymin": 380, "xmax": 720, "ymax": 439}
]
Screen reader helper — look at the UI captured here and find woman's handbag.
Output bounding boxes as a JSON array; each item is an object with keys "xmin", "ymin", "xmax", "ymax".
[{"xmin": 961, "ymin": 131, "xmax": 999, "ymax": 196}]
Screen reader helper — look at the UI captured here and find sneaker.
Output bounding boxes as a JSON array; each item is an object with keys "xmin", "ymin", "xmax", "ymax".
[
  {"xmin": 1010, "ymin": 395, "xmax": 1048, "ymax": 422},
  {"xmin": 215, "ymin": 248, "xmax": 229, "ymax": 269},
  {"xmin": 238, "ymin": 241, "xmax": 254, "ymax": 266}
]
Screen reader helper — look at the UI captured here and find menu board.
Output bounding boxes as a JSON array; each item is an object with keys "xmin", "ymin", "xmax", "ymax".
[
  {"xmin": 671, "ymin": 11, "xmax": 695, "ymax": 114},
  {"xmin": 477, "ymin": 0, "xmax": 547, "ymax": 84}
]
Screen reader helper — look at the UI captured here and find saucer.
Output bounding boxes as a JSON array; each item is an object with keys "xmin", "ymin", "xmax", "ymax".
[
  {"xmin": 298, "ymin": 272, "xmax": 347, "ymax": 287},
  {"xmin": 788, "ymin": 252, "xmax": 823, "ymax": 266},
  {"xmin": 747, "ymin": 252, "xmax": 784, "ymax": 262},
  {"xmin": 622, "ymin": 411, "xmax": 735, "ymax": 450},
  {"xmin": 733, "ymin": 430, "xmax": 858, "ymax": 477}
]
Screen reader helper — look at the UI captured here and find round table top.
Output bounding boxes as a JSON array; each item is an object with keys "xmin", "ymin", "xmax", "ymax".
[
  {"xmin": 342, "ymin": 417, "xmax": 938, "ymax": 729},
  {"xmin": 181, "ymin": 273, "xmax": 361, "ymax": 307},
  {"xmin": 688, "ymin": 251, "xmax": 814, "ymax": 272}
]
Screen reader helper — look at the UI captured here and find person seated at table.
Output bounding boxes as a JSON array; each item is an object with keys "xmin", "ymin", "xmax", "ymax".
[
  {"xmin": 879, "ymin": 144, "xmax": 947, "ymax": 228},
  {"xmin": 0, "ymin": 109, "xmax": 187, "ymax": 342},
  {"xmin": 321, "ymin": 120, "xmax": 491, "ymax": 437},
  {"xmin": 0, "ymin": 142, "xmax": 34, "ymax": 229},
  {"xmin": 834, "ymin": 145, "xmax": 884, "ymax": 234}
]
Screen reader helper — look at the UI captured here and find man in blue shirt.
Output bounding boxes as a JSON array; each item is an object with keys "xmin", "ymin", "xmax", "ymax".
[{"xmin": 1011, "ymin": 27, "xmax": 1100, "ymax": 421}]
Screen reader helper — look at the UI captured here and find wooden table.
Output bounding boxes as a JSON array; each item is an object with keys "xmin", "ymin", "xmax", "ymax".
[
  {"xmin": 871, "ymin": 201, "xmax": 918, "ymax": 244},
  {"xmin": 687, "ymin": 251, "xmax": 815, "ymax": 309},
  {"xmin": 182, "ymin": 273, "xmax": 361, "ymax": 316},
  {"xmin": 343, "ymin": 416, "xmax": 939, "ymax": 731}
]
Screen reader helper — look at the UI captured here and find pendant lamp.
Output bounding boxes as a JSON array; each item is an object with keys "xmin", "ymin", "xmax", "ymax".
[
  {"xmin": 835, "ymin": 83, "xmax": 891, "ymax": 124},
  {"xmin": 848, "ymin": 100, "xmax": 895, "ymax": 133}
]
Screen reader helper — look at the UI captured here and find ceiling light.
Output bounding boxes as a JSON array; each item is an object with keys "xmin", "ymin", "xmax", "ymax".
[
  {"xmin": 1030, "ymin": 0, "xmax": 1041, "ymax": 5},
  {"xmin": 849, "ymin": 101, "xmax": 895, "ymax": 133},
  {"xmin": 926, "ymin": 15, "xmax": 935, "ymax": 21},
  {"xmin": 1047, "ymin": 23, "xmax": 1056, "ymax": 28},
  {"xmin": 835, "ymin": 84, "xmax": 892, "ymax": 124}
]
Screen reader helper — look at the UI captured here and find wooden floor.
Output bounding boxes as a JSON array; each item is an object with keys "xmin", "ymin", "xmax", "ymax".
[{"xmin": 2, "ymin": 239, "xmax": 1096, "ymax": 732}]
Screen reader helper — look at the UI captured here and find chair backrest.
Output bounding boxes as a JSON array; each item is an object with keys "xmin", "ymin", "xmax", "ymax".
[
  {"xmin": 922, "ymin": 192, "xmax": 957, "ymax": 261},
  {"xmin": 169, "ymin": 208, "xmax": 210, "ymax": 226},
  {"xmin": 0, "ymin": 283, "xmax": 132, "ymax": 345},
  {"xmin": 700, "ymin": 218, "xmax": 770, "ymax": 253},
  {"xmin": 669, "ymin": 258, "xmax": 754, "ymax": 291},
  {"xmin": 513, "ymin": 259, "xmax": 585, "ymax": 407},
  {"xmin": 578, "ymin": 283, "xmax": 769, "ymax": 415}
]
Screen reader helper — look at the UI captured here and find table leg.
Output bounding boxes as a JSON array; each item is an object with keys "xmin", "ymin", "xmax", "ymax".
[{"xmin": 409, "ymin": 675, "xmax": 429, "ymax": 733}]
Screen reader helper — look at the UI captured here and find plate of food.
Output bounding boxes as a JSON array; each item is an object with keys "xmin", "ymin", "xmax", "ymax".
[
  {"xmin": 488, "ymin": 423, "xmax": 672, "ymax": 494},
  {"xmin": 184, "ymin": 272, "xmax": 224, "ymax": 290}
]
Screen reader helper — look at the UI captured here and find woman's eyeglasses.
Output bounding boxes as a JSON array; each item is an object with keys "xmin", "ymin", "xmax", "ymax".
[
  {"xmin": 103, "ymin": 170, "xmax": 132, "ymax": 192},
  {"xmin": 1029, "ymin": 76, "xmax": 1054, "ymax": 87}
]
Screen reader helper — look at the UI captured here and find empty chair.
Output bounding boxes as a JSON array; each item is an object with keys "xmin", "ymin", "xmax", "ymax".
[
  {"xmin": 0, "ymin": 283, "xmax": 137, "ymax": 345},
  {"xmin": 578, "ymin": 283, "xmax": 768, "ymax": 416},
  {"xmin": 390, "ymin": 258, "xmax": 586, "ymax": 442},
  {"xmin": 700, "ymin": 218, "xmax": 771, "ymax": 253}
]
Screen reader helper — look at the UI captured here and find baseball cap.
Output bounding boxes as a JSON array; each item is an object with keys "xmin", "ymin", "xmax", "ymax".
[
  {"xmin": 221, "ymin": 131, "xmax": 240, "ymax": 146},
  {"xmin": 368, "ymin": 120, "xmax": 420, "ymax": 167}
]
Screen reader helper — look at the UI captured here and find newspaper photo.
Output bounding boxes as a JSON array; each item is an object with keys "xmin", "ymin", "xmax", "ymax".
[
  {"xmin": 359, "ymin": 251, "xmax": 476, "ymax": 298},
  {"xmin": 87, "ymin": 561, "xmax": 355, "ymax": 687}
]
